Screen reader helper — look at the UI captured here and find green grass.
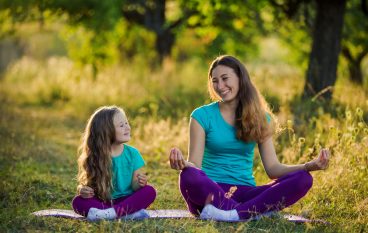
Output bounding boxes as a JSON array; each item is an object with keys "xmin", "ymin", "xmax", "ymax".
[{"xmin": 0, "ymin": 57, "xmax": 367, "ymax": 232}]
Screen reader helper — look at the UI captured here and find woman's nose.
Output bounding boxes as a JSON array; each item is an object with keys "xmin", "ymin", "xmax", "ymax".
[{"xmin": 217, "ymin": 80, "xmax": 225, "ymax": 89}]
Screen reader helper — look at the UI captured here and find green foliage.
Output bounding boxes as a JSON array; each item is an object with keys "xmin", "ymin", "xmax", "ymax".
[{"xmin": 342, "ymin": 0, "xmax": 368, "ymax": 56}]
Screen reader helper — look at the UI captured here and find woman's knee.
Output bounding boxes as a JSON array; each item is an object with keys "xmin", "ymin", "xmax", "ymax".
[
  {"xmin": 180, "ymin": 167, "xmax": 203, "ymax": 186},
  {"xmin": 294, "ymin": 170, "xmax": 313, "ymax": 192}
]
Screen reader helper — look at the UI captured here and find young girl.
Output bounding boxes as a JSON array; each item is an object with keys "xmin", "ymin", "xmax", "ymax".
[
  {"xmin": 169, "ymin": 55, "xmax": 329, "ymax": 221},
  {"xmin": 72, "ymin": 106, "xmax": 156, "ymax": 221}
]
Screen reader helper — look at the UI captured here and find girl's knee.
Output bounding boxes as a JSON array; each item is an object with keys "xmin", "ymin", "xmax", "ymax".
[
  {"xmin": 72, "ymin": 195, "xmax": 83, "ymax": 208},
  {"xmin": 71, "ymin": 195, "xmax": 87, "ymax": 216},
  {"xmin": 145, "ymin": 185, "xmax": 157, "ymax": 196},
  {"xmin": 142, "ymin": 185, "xmax": 157, "ymax": 202}
]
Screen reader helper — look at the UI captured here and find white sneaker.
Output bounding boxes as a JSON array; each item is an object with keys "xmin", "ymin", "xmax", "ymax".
[
  {"xmin": 87, "ymin": 207, "xmax": 117, "ymax": 221},
  {"xmin": 121, "ymin": 209, "xmax": 150, "ymax": 220},
  {"xmin": 200, "ymin": 204, "xmax": 239, "ymax": 222}
]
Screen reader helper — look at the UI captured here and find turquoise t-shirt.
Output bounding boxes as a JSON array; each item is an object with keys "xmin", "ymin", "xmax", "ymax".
[
  {"xmin": 191, "ymin": 102, "xmax": 257, "ymax": 186},
  {"xmin": 111, "ymin": 144, "xmax": 145, "ymax": 199}
]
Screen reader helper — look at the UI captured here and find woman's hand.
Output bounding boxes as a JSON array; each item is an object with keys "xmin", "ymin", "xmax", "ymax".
[
  {"xmin": 305, "ymin": 148, "xmax": 330, "ymax": 171},
  {"xmin": 79, "ymin": 185, "xmax": 95, "ymax": 198},
  {"xmin": 137, "ymin": 173, "xmax": 148, "ymax": 187},
  {"xmin": 169, "ymin": 148, "xmax": 194, "ymax": 170}
]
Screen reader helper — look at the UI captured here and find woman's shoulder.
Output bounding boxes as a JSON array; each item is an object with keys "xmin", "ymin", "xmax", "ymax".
[{"xmin": 192, "ymin": 102, "xmax": 218, "ymax": 114}]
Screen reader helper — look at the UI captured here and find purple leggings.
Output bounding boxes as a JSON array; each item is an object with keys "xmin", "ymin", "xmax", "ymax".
[
  {"xmin": 72, "ymin": 185, "xmax": 156, "ymax": 217},
  {"xmin": 180, "ymin": 167, "xmax": 313, "ymax": 219}
]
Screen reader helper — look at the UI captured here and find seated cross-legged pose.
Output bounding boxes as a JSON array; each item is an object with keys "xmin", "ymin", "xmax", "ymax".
[
  {"xmin": 72, "ymin": 106, "xmax": 156, "ymax": 221},
  {"xmin": 169, "ymin": 55, "xmax": 329, "ymax": 221}
]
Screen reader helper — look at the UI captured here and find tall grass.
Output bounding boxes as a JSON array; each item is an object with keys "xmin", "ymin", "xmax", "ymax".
[{"xmin": 0, "ymin": 55, "xmax": 367, "ymax": 232}]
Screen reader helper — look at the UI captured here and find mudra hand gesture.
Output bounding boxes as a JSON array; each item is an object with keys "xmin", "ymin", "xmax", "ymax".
[
  {"xmin": 169, "ymin": 148, "xmax": 195, "ymax": 170},
  {"xmin": 305, "ymin": 148, "xmax": 330, "ymax": 171}
]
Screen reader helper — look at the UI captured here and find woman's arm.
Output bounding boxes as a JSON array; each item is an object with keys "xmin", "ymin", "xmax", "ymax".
[
  {"xmin": 259, "ymin": 137, "xmax": 329, "ymax": 179},
  {"xmin": 187, "ymin": 118, "xmax": 205, "ymax": 168},
  {"xmin": 169, "ymin": 118, "xmax": 205, "ymax": 170},
  {"xmin": 131, "ymin": 168, "xmax": 147, "ymax": 191}
]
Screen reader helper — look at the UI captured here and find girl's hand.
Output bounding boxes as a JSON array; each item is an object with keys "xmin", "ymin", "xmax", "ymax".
[
  {"xmin": 169, "ymin": 148, "xmax": 188, "ymax": 170},
  {"xmin": 137, "ymin": 173, "xmax": 148, "ymax": 187},
  {"xmin": 305, "ymin": 148, "xmax": 330, "ymax": 171},
  {"xmin": 79, "ymin": 185, "xmax": 95, "ymax": 198}
]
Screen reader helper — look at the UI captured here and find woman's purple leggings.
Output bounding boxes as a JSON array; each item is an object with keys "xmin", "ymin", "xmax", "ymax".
[
  {"xmin": 72, "ymin": 185, "xmax": 156, "ymax": 217},
  {"xmin": 180, "ymin": 167, "xmax": 313, "ymax": 219}
]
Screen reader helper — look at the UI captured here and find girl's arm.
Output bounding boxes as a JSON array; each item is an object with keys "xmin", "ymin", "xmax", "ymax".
[
  {"xmin": 259, "ymin": 137, "xmax": 329, "ymax": 179},
  {"xmin": 169, "ymin": 118, "xmax": 205, "ymax": 170},
  {"xmin": 77, "ymin": 184, "xmax": 95, "ymax": 198},
  {"xmin": 131, "ymin": 168, "xmax": 147, "ymax": 191}
]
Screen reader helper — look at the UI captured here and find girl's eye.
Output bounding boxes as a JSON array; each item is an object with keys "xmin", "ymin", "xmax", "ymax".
[
  {"xmin": 212, "ymin": 79, "xmax": 218, "ymax": 83},
  {"xmin": 222, "ymin": 77, "xmax": 228, "ymax": 81}
]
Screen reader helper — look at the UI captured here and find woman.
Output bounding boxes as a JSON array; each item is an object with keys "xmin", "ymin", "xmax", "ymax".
[{"xmin": 169, "ymin": 55, "xmax": 329, "ymax": 221}]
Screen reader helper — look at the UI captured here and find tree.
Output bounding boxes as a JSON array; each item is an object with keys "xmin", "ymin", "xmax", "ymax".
[
  {"xmin": 0, "ymin": 0, "xmax": 268, "ymax": 66},
  {"xmin": 271, "ymin": 0, "xmax": 349, "ymax": 100},
  {"xmin": 341, "ymin": 0, "xmax": 368, "ymax": 84},
  {"xmin": 303, "ymin": 0, "xmax": 347, "ymax": 100}
]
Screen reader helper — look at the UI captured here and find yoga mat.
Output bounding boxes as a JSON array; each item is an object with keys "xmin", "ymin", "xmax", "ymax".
[{"xmin": 31, "ymin": 209, "xmax": 328, "ymax": 224}]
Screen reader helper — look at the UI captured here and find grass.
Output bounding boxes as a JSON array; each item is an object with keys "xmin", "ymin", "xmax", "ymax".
[{"xmin": 0, "ymin": 56, "xmax": 367, "ymax": 232}]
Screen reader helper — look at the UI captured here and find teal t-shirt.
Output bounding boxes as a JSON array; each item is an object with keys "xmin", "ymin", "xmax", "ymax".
[
  {"xmin": 111, "ymin": 144, "xmax": 145, "ymax": 199},
  {"xmin": 191, "ymin": 102, "xmax": 257, "ymax": 186}
]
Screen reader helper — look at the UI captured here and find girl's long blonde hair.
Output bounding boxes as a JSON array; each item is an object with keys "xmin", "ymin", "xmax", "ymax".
[
  {"xmin": 208, "ymin": 55, "xmax": 275, "ymax": 143},
  {"xmin": 77, "ymin": 106, "xmax": 125, "ymax": 201}
]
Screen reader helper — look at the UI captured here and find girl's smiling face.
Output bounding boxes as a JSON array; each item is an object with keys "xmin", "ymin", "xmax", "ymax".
[{"xmin": 113, "ymin": 111, "xmax": 131, "ymax": 144}]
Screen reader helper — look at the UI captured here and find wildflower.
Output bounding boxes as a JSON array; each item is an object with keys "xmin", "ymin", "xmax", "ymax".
[
  {"xmin": 358, "ymin": 122, "xmax": 365, "ymax": 129},
  {"xmin": 346, "ymin": 110, "xmax": 352, "ymax": 120},
  {"xmin": 298, "ymin": 137, "xmax": 306, "ymax": 144},
  {"xmin": 353, "ymin": 128, "xmax": 359, "ymax": 135},
  {"xmin": 356, "ymin": 108, "xmax": 363, "ymax": 118}
]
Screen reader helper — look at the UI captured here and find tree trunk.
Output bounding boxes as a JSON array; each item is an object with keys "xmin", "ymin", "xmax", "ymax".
[
  {"xmin": 348, "ymin": 60, "xmax": 363, "ymax": 84},
  {"xmin": 342, "ymin": 46, "xmax": 367, "ymax": 85},
  {"xmin": 156, "ymin": 30, "xmax": 175, "ymax": 64},
  {"xmin": 303, "ymin": 0, "xmax": 347, "ymax": 100}
]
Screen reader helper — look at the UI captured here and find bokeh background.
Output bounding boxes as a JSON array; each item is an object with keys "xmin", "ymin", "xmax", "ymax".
[{"xmin": 0, "ymin": 0, "xmax": 367, "ymax": 232}]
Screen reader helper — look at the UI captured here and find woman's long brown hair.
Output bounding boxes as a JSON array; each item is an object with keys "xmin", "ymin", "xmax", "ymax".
[
  {"xmin": 77, "ymin": 106, "xmax": 125, "ymax": 201},
  {"xmin": 208, "ymin": 55, "xmax": 275, "ymax": 143}
]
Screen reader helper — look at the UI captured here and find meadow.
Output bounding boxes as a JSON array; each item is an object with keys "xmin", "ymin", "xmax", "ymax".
[{"xmin": 0, "ymin": 49, "xmax": 367, "ymax": 232}]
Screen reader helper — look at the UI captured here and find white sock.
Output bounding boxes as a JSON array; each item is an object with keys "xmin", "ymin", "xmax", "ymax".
[
  {"xmin": 87, "ymin": 207, "xmax": 117, "ymax": 221},
  {"xmin": 121, "ymin": 209, "xmax": 149, "ymax": 220},
  {"xmin": 200, "ymin": 204, "xmax": 239, "ymax": 222}
]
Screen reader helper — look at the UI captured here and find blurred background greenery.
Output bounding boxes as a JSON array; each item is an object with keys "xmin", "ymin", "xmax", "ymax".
[{"xmin": 0, "ymin": 0, "xmax": 367, "ymax": 232}]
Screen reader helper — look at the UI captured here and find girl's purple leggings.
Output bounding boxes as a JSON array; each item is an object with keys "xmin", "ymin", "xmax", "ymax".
[
  {"xmin": 72, "ymin": 185, "xmax": 156, "ymax": 217},
  {"xmin": 180, "ymin": 167, "xmax": 313, "ymax": 219}
]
